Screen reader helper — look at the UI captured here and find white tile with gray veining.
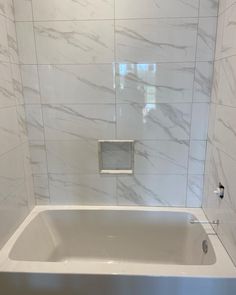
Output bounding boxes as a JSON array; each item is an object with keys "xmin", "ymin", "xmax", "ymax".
[
  {"xmin": 32, "ymin": 0, "xmax": 114, "ymax": 21},
  {"xmin": 214, "ymin": 105, "xmax": 236, "ymax": 160},
  {"xmin": 33, "ymin": 175, "xmax": 50, "ymax": 205},
  {"xmin": 6, "ymin": 18, "xmax": 18, "ymax": 64},
  {"xmin": 217, "ymin": 56, "xmax": 236, "ymax": 107},
  {"xmin": 13, "ymin": 0, "xmax": 33, "ymax": 21},
  {"xmin": 0, "ymin": 62, "xmax": 15, "ymax": 108},
  {"xmin": 34, "ymin": 21, "xmax": 114, "ymax": 64},
  {"xmin": 117, "ymin": 103, "xmax": 191, "ymax": 140},
  {"xmin": 43, "ymin": 104, "xmax": 116, "ymax": 140},
  {"xmin": 0, "ymin": 14, "xmax": 9, "ymax": 62},
  {"xmin": 188, "ymin": 140, "xmax": 206, "ymax": 174},
  {"xmin": 199, "ymin": 0, "xmax": 219, "ymax": 17},
  {"xmin": 191, "ymin": 103, "xmax": 209, "ymax": 140},
  {"xmin": 115, "ymin": 0, "xmax": 199, "ymax": 19},
  {"xmin": 11, "ymin": 63, "xmax": 24, "ymax": 105},
  {"xmin": 46, "ymin": 140, "xmax": 99, "ymax": 174},
  {"xmin": 187, "ymin": 174, "xmax": 204, "ymax": 207},
  {"xmin": 115, "ymin": 18, "xmax": 198, "ymax": 63},
  {"xmin": 134, "ymin": 140, "xmax": 189, "ymax": 174},
  {"xmin": 49, "ymin": 174, "xmax": 117, "ymax": 205},
  {"xmin": 39, "ymin": 64, "xmax": 115, "ymax": 104},
  {"xmin": 29, "ymin": 141, "xmax": 48, "ymax": 175},
  {"xmin": 193, "ymin": 62, "xmax": 214, "ymax": 102},
  {"xmin": 196, "ymin": 17, "xmax": 217, "ymax": 61},
  {"xmin": 0, "ymin": 107, "xmax": 21, "ymax": 156},
  {"xmin": 15, "ymin": 22, "xmax": 37, "ymax": 64},
  {"xmin": 25, "ymin": 105, "xmax": 44, "ymax": 141},
  {"xmin": 116, "ymin": 63, "xmax": 195, "ymax": 104},
  {"xmin": 117, "ymin": 175, "xmax": 187, "ymax": 206},
  {"xmin": 21, "ymin": 65, "xmax": 40, "ymax": 104},
  {"xmin": 16, "ymin": 105, "xmax": 28, "ymax": 143}
]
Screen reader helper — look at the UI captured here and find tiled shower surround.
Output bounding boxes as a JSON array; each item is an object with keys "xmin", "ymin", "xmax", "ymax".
[
  {"xmin": 14, "ymin": 0, "xmax": 218, "ymax": 206},
  {"xmin": 0, "ymin": 0, "xmax": 34, "ymax": 249},
  {"xmin": 203, "ymin": 0, "xmax": 236, "ymax": 266}
]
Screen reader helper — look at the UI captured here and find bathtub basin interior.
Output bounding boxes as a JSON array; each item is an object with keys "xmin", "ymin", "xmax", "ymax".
[{"xmin": 9, "ymin": 210, "xmax": 216, "ymax": 265}]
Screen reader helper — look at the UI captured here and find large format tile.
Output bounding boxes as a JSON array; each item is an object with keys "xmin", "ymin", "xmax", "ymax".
[
  {"xmin": 214, "ymin": 105, "xmax": 236, "ymax": 160},
  {"xmin": 115, "ymin": 0, "xmax": 198, "ymax": 19},
  {"xmin": 117, "ymin": 103, "xmax": 191, "ymax": 140},
  {"xmin": 196, "ymin": 17, "xmax": 217, "ymax": 61},
  {"xmin": 29, "ymin": 141, "xmax": 48, "ymax": 175},
  {"xmin": 33, "ymin": 175, "xmax": 50, "ymax": 205},
  {"xmin": 0, "ymin": 107, "xmax": 21, "ymax": 156},
  {"xmin": 46, "ymin": 140, "xmax": 99, "ymax": 174},
  {"xmin": 20, "ymin": 65, "xmax": 40, "ymax": 104},
  {"xmin": 39, "ymin": 64, "xmax": 115, "ymax": 104},
  {"xmin": 187, "ymin": 174, "xmax": 204, "ymax": 207},
  {"xmin": 116, "ymin": 63, "xmax": 195, "ymax": 104},
  {"xmin": 6, "ymin": 18, "xmax": 18, "ymax": 64},
  {"xmin": 0, "ymin": 14, "xmax": 9, "ymax": 63},
  {"xmin": 0, "ymin": 62, "xmax": 15, "ymax": 108},
  {"xmin": 13, "ymin": 0, "xmax": 33, "ymax": 21},
  {"xmin": 25, "ymin": 105, "xmax": 44, "ymax": 141},
  {"xmin": 188, "ymin": 140, "xmax": 206, "ymax": 174},
  {"xmin": 134, "ymin": 140, "xmax": 189, "ymax": 174},
  {"xmin": 49, "ymin": 174, "xmax": 117, "ymax": 205},
  {"xmin": 190, "ymin": 103, "xmax": 209, "ymax": 140},
  {"xmin": 116, "ymin": 19, "xmax": 198, "ymax": 63},
  {"xmin": 15, "ymin": 22, "xmax": 37, "ymax": 64},
  {"xmin": 199, "ymin": 0, "xmax": 219, "ymax": 17},
  {"xmin": 34, "ymin": 21, "xmax": 114, "ymax": 64},
  {"xmin": 193, "ymin": 62, "xmax": 213, "ymax": 102},
  {"xmin": 32, "ymin": 0, "xmax": 114, "ymax": 21},
  {"xmin": 43, "ymin": 104, "xmax": 116, "ymax": 140},
  {"xmin": 117, "ymin": 175, "xmax": 187, "ymax": 206}
]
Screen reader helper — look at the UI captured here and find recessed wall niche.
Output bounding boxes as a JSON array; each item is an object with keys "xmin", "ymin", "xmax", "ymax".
[{"xmin": 98, "ymin": 140, "xmax": 134, "ymax": 175}]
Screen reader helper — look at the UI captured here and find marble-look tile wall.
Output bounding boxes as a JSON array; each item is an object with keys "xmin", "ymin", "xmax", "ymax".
[
  {"xmin": 15, "ymin": 0, "xmax": 218, "ymax": 207},
  {"xmin": 0, "ymin": 0, "xmax": 34, "ymax": 249},
  {"xmin": 203, "ymin": 0, "xmax": 236, "ymax": 266}
]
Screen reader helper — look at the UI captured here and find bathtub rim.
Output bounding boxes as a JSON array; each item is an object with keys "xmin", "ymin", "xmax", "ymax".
[{"xmin": 0, "ymin": 205, "xmax": 235, "ymax": 278}]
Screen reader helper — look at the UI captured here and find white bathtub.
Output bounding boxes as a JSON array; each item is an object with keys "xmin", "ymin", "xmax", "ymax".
[{"xmin": 0, "ymin": 206, "xmax": 235, "ymax": 278}]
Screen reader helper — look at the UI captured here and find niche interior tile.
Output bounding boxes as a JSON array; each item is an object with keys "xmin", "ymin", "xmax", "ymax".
[
  {"xmin": 115, "ymin": 0, "xmax": 198, "ymax": 19},
  {"xmin": 38, "ymin": 64, "xmax": 115, "ymax": 104},
  {"xmin": 32, "ymin": 0, "xmax": 114, "ymax": 21},
  {"xmin": 46, "ymin": 140, "xmax": 99, "ymax": 174},
  {"xmin": 190, "ymin": 103, "xmax": 209, "ymax": 140},
  {"xmin": 196, "ymin": 17, "xmax": 217, "ymax": 62},
  {"xmin": 116, "ymin": 63, "xmax": 194, "ymax": 104},
  {"xmin": 20, "ymin": 65, "xmax": 40, "ymax": 104},
  {"xmin": 49, "ymin": 174, "xmax": 116, "ymax": 205},
  {"xmin": 29, "ymin": 141, "xmax": 48, "ymax": 175},
  {"xmin": 187, "ymin": 174, "xmax": 204, "ymax": 208},
  {"xmin": 117, "ymin": 175, "xmax": 187, "ymax": 207},
  {"xmin": 188, "ymin": 141, "xmax": 206, "ymax": 174},
  {"xmin": 134, "ymin": 140, "xmax": 189, "ymax": 174},
  {"xmin": 13, "ymin": 0, "xmax": 33, "ymax": 21},
  {"xmin": 43, "ymin": 104, "xmax": 116, "ymax": 141},
  {"xmin": 193, "ymin": 62, "xmax": 213, "ymax": 102},
  {"xmin": 115, "ymin": 18, "xmax": 198, "ymax": 63},
  {"xmin": 25, "ymin": 105, "xmax": 44, "ymax": 141},
  {"xmin": 0, "ymin": 107, "xmax": 21, "ymax": 156},
  {"xmin": 117, "ymin": 103, "xmax": 191, "ymax": 140},
  {"xmin": 34, "ymin": 21, "xmax": 114, "ymax": 64},
  {"xmin": 16, "ymin": 22, "xmax": 37, "ymax": 64}
]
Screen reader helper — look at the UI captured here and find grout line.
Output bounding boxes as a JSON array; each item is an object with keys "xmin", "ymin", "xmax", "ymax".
[{"xmin": 14, "ymin": 15, "xmax": 218, "ymax": 23}]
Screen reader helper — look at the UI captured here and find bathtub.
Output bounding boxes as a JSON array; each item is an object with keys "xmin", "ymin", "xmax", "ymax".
[{"xmin": 0, "ymin": 206, "xmax": 235, "ymax": 278}]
